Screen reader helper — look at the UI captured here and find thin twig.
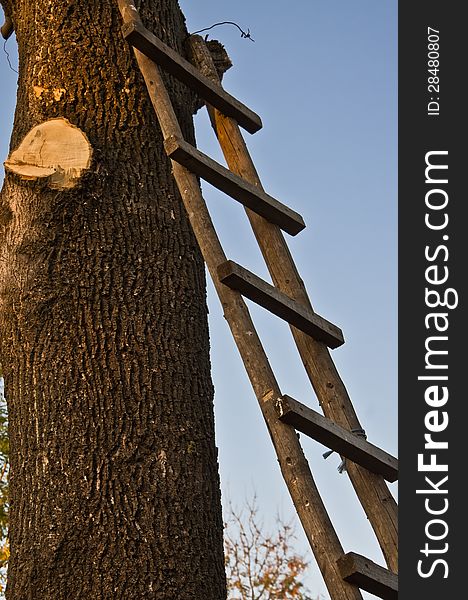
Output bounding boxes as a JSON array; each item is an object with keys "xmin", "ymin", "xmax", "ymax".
[
  {"xmin": 191, "ymin": 21, "xmax": 255, "ymax": 42},
  {"xmin": 3, "ymin": 40, "xmax": 18, "ymax": 74}
]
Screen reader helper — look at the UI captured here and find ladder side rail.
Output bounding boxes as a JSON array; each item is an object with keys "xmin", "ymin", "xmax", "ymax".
[
  {"xmin": 186, "ymin": 35, "xmax": 398, "ymax": 573},
  {"xmin": 116, "ymin": 4, "xmax": 363, "ymax": 599}
]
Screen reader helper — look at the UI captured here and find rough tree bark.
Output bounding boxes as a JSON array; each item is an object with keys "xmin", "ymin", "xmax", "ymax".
[{"xmin": 0, "ymin": 1, "xmax": 227, "ymax": 598}]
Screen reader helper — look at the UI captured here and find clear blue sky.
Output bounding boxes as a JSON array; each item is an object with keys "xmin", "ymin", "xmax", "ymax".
[{"xmin": 0, "ymin": 2, "xmax": 397, "ymax": 597}]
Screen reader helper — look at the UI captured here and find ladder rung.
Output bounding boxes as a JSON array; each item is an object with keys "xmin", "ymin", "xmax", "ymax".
[
  {"xmin": 218, "ymin": 261, "xmax": 344, "ymax": 348},
  {"xmin": 164, "ymin": 136, "xmax": 305, "ymax": 236},
  {"xmin": 337, "ymin": 553, "xmax": 398, "ymax": 599},
  {"xmin": 278, "ymin": 395, "xmax": 398, "ymax": 481},
  {"xmin": 122, "ymin": 20, "xmax": 262, "ymax": 134}
]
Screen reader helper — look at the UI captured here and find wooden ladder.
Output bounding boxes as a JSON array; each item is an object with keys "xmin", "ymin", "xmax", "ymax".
[{"xmin": 117, "ymin": 3, "xmax": 398, "ymax": 599}]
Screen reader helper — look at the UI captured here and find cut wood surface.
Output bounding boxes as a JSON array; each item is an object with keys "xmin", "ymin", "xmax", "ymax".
[
  {"xmin": 4, "ymin": 118, "xmax": 92, "ymax": 189},
  {"xmin": 122, "ymin": 19, "xmax": 262, "ymax": 133},
  {"xmin": 278, "ymin": 396, "xmax": 398, "ymax": 481},
  {"xmin": 337, "ymin": 553, "xmax": 398, "ymax": 599},
  {"xmin": 218, "ymin": 261, "xmax": 344, "ymax": 348},
  {"xmin": 164, "ymin": 135, "xmax": 305, "ymax": 236}
]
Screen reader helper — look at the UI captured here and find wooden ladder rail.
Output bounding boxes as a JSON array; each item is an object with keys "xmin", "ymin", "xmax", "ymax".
[
  {"xmin": 117, "ymin": 4, "xmax": 362, "ymax": 599},
  {"xmin": 185, "ymin": 36, "xmax": 398, "ymax": 573}
]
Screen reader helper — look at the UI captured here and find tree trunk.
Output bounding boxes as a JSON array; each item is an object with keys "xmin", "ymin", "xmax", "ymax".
[{"xmin": 0, "ymin": 1, "xmax": 227, "ymax": 598}]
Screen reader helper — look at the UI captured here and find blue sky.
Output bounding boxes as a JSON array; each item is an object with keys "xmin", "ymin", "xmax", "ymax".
[{"xmin": 1, "ymin": 2, "xmax": 397, "ymax": 597}]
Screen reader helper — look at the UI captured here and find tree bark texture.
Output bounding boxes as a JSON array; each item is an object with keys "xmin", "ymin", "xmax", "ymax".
[{"xmin": 0, "ymin": 1, "xmax": 227, "ymax": 598}]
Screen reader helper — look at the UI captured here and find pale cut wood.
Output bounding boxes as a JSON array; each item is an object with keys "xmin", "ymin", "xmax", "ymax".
[
  {"xmin": 121, "ymin": 19, "xmax": 262, "ymax": 134},
  {"xmin": 164, "ymin": 135, "xmax": 305, "ymax": 235},
  {"xmin": 186, "ymin": 35, "xmax": 398, "ymax": 573},
  {"xmin": 117, "ymin": 3, "xmax": 362, "ymax": 599},
  {"xmin": 278, "ymin": 396, "xmax": 398, "ymax": 481},
  {"xmin": 337, "ymin": 553, "xmax": 398, "ymax": 599},
  {"xmin": 4, "ymin": 118, "xmax": 92, "ymax": 189},
  {"xmin": 218, "ymin": 261, "xmax": 344, "ymax": 348}
]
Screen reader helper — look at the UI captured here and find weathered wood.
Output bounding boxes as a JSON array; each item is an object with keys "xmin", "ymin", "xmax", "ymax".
[
  {"xmin": 278, "ymin": 396, "xmax": 398, "ymax": 481},
  {"xmin": 218, "ymin": 261, "xmax": 344, "ymax": 348},
  {"xmin": 164, "ymin": 135, "xmax": 305, "ymax": 236},
  {"xmin": 117, "ymin": 5, "xmax": 362, "ymax": 599},
  {"xmin": 337, "ymin": 553, "xmax": 398, "ymax": 599},
  {"xmin": 186, "ymin": 35, "xmax": 398, "ymax": 573},
  {"xmin": 121, "ymin": 19, "xmax": 262, "ymax": 134}
]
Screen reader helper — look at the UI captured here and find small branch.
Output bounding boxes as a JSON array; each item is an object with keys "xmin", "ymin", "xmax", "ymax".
[
  {"xmin": 1, "ymin": 16, "xmax": 13, "ymax": 41},
  {"xmin": 0, "ymin": 460, "xmax": 7, "ymax": 482}
]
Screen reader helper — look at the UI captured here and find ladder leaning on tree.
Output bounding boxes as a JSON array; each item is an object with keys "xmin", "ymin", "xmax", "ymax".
[{"xmin": 116, "ymin": 2, "xmax": 398, "ymax": 599}]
